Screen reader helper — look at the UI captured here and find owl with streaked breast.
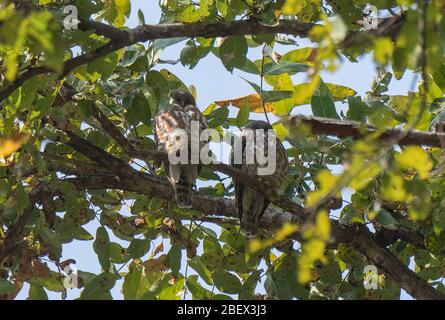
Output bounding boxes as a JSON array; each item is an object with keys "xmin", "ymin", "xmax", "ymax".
[
  {"xmin": 231, "ymin": 120, "xmax": 289, "ymax": 238},
  {"xmin": 154, "ymin": 89, "xmax": 209, "ymax": 208}
]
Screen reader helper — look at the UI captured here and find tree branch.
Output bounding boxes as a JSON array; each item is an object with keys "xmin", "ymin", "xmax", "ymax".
[
  {"xmin": 0, "ymin": 15, "xmax": 404, "ymax": 105},
  {"xmin": 287, "ymin": 115, "xmax": 445, "ymax": 148}
]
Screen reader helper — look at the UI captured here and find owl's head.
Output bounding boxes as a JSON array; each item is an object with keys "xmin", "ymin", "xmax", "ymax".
[
  {"xmin": 169, "ymin": 89, "xmax": 196, "ymax": 107},
  {"xmin": 244, "ymin": 120, "xmax": 273, "ymax": 130}
]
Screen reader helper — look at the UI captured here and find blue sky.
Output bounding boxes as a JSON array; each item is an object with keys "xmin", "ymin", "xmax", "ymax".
[{"xmin": 16, "ymin": 1, "xmax": 416, "ymax": 299}]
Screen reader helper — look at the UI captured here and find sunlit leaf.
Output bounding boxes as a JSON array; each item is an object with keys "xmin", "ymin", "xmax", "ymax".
[
  {"xmin": 0, "ymin": 132, "xmax": 29, "ymax": 158},
  {"xmin": 395, "ymin": 146, "xmax": 433, "ymax": 180}
]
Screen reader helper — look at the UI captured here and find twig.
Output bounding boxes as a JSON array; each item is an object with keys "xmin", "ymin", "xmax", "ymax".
[{"xmin": 260, "ymin": 44, "xmax": 271, "ymax": 125}]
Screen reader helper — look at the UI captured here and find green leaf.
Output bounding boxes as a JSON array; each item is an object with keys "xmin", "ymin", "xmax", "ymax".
[
  {"xmin": 28, "ymin": 285, "xmax": 48, "ymax": 300},
  {"xmin": 137, "ymin": 8, "xmax": 145, "ymax": 25},
  {"xmin": 188, "ymin": 256, "xmax": 213, "ymax": 286},
  {"xmin": 77, "ymin": 100, "xmax": 94, "ymax": 118},
  {"xmin": 93, "ymin": 227, "xmax": 111, "ymax": 271},
  {"xmin": 123, "ymin": 266, "xmax": 144, "ymax": 300},
  {"xmin": 110, "ymin": 242, "xmax": 130, "ymax": 263},
  {"xmin": 180, "ymin": 39, "xmax": 214, "ymax": 69},
  {"xmin": 198, "ymin": 167, "xmax": 221, "ymax": 181},
  {"xmin": 154, "ymin": 37, "xmax": 187, "ymax": 51},
  {"xmin": 125, "ymin": 91, "xmax": 151, "ymax": 125},
  {"xmin": 167, "ymin": 244, "xmax": 182, "ymax": 276},
  {"xmin": 310, "ymin": 81, "xmax": 340, "ymax": 119},
  {"xmin": 16, "ymin": 182, "xmax": 29, "ymax": 214},
  {"xmin": 38, "ymin": 227, "xmax": 62, "ymax": 258},
  {"xmin": 212, "ymin": 268, "xmax": 242, "ymax": 294},
  {"xmin": 236, "ymin": 103, "xmax": 250, "ymax": 128},
  {"xmin": 374, "ymin": 209, "xmax": 399, "ymax": 229},
  {"xmin": 311, "ymin": 94, "xmax": 339, "ymax": 119},
  {"xmin": 433, "ymin": 207, "xmax": 445, "ymax": 236},
  {"xmin": 176, "ymin": 0, "xmax": 214, "ymax": 22},
  {"xmin": 262, "ymin": 90, "xmax": 294, "ymax": 103},
  {"xmin": 87, "ymin": 51, "xmax": 120, "ymax": 81},
  {"xmin": 30, "ymin": 275, "xmax": 65, "ymax": 292},
  {"xmin": 237, "ymin": 59, "xmax": 261, "ymax": 74},
  {"xmin": 81, "ymin": 272, "xmax": 116, "ymax": 300},
  {"xmin": 11, "ymin": 77, "xmax": 40, "ymax": 111},
  {"xmin": 0, "ymin": 279, "xmax": 15, "ymax": 294},
  {"xmin": 219, "ymin": 36, "xmax": 248, "ymax": 72},
  {"xmin": 240, "ymin": 77, "xmax": 261, "ymax": 93},
  {"xmin": 347, "ymin": 96, "xmax": 366, "ymax": 122},
  {"xmin": 264, "ymin": 61, "xmax": 309, "ymax": 75},
  {"xmin": 187, "ymin": 275, "xmax": 213, "ymax": 299},
  {"xmin": 264, "ymin": 274, "xmax": 278, "ymax": 298},
  {"xmin": 239, "ymin": 270, "xmax": 261, "ymax": 299},
  {"xmin": 128, "ymin": 238, "xmax": 150, "ymax": 258},
  {"xmin": 158, "ymin": 277, "xmax": 184, "ymax": 300},
  {"xmin": 146, "ymin": 70, "xmax": 170, "ymax": 103}
]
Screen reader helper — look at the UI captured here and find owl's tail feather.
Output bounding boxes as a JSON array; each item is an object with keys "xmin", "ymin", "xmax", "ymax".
[
  {"xmin": 240, "ymin": 213, "xmax": 258, "ymax": 239},
  {"xmin": 174, "ymin": 185, "xmax": 192, "ymax": 208},
  {"xmin": 240, "ymin": 192, "xmax": 268, "ymax": 239},
  {"xmin": 174, "ymin": 176, "xmax": 193, "ymax": 209}
]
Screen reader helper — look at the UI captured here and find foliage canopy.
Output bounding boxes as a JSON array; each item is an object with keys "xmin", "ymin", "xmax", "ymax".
[{"xmin": 1, "ymin": 0, "xmax": 445, "ymax": 300}]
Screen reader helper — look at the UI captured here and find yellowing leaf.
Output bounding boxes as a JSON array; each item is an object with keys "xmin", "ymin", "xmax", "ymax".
[
  {"xmin": 281, "ymin": 47, "xmax": 314, "ymax": 63},
  {"xmin": 298, "ymin": 210, "xmax": 330, "ymax": 284},
  {"xmin": 281, "ymin": 0, "xmax": 305, "ymax": 15},
  {"xmin": 176, "ymin": 0, "xmax": 213, "ymax": 22},
  {"xmin": 374, "ymin": 38, "xmax": 394, "ymax": 65},
  {"xmin": 114, "ymin": 0, "xmax": 131, "ymax": 27},
  {"xmin": 349, "ymin": 161, "xmax": 381, "ymax": 191},
  {"xmin": 265, "ymin": 73, "xmax": 294, "ymax": 90},
  {"xmin": 395, "ymin": 146, "xmax": 433, "ymax": 179},
  {"xmin": 306, "ymin": 170, "xmax": 339, "ymax": 207},
  {"xmin": 248, "ymin": 223, "xmax": 299, "ymax": 253},
  {"xmin": 274, "ymin": 223, "xmax": 299, "ymax": 241},
  {"xmin": 203, "ymin": 103, "xmax": 217, "ymax": 116},
  {"xmin": 298, "ymin": 238, "xmax": 327, "ymax": 283},
  {"xmin": 315, "ymin": 210, "xmax": 330, "ymax": 241},
  {"xmin": 215, "ymin": 94, "xmax": 275, "ymax": 113},
  {"xmin": 0, "ymin": 132, "xmax": 29, "ymax": 158},
  {"xmin": 325, "ymin": 83, "xmax": 356, "ymax": 100},
  {"xmin": 382, "ymin": 173, "xmax": 407, "ymax": 202},
  {"xmin": 292, "ymin": 78, "xmax": 320, "ymax": 106},
  {"xmin": 272, "ymin": 123, "xmax": 289, "ymax": 140}
]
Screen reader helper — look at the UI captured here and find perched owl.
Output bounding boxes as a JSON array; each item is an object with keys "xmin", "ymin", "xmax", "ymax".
[
  {"xmin": 231, "ymin": 120, "xmax": 289, "ymax": 238},
  {"xmin": 154, "ymin": 89, "xmax": 209, "ymax": 208}
]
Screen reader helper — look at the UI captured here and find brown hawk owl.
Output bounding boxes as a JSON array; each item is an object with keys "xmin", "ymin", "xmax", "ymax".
[
  {"xmin": 154, "ymin": 89, "xmax": 209, "ymax": 208},
  {"xmin": 231, "ymin": 120, "xmax": 289, "ymax": 238}
]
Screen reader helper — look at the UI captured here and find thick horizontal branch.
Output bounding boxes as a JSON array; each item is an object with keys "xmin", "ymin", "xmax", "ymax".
[
  {"xmin": 374, "ymin": 227, "xmax": 425, "ymax": 249},
  {"xmin": 288, "ymin": 115, "xmax": 445, "ymax": 148},
  {"xmin": 0, "ymin": 14, "xmax": 404, "ymax": 105},
  {"xmin": 341, "ymin": 13, "xmax": 405, "ymax": 48}
]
